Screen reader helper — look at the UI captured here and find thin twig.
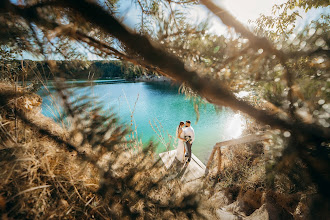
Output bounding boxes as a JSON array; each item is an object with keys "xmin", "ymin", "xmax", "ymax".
[{"xmin": 7, "ymin": 185, "xmax": 51, "ymax": 202}]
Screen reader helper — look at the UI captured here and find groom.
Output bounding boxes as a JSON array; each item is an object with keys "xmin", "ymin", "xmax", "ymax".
[{"xmin": 184, "ymin": 120, "xmax": 195, "ymax": 162}]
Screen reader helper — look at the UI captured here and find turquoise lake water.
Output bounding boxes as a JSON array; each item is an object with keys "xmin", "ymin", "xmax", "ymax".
[{"xmin": 38, "ymin": 81, "xmax": 245, "ymax": 162}]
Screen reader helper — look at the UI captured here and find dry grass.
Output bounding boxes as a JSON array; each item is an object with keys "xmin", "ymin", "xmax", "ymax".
[
  {"xmin": 203, "ymin": 136, "xmax": 328, "ymax": 219},
  {"xmin": 209, "ymin": 144, "xmax": 266, "ymax": 190}
]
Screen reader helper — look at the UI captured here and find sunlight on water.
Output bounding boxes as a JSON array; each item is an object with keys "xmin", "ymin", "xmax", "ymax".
[{"xmin": 225, "ymin": 114, "xmax": 245, "ymax": 139}]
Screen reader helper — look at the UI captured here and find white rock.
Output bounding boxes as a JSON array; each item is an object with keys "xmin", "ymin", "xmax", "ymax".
[{"xmin": 216, "ymin": 209, "xmax": 243, "ymax": 220}]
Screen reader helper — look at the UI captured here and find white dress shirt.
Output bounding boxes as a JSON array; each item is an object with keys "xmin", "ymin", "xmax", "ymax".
[{"xmin": 184, "ymin": 126, "xmax": 195, "ymax": 143}]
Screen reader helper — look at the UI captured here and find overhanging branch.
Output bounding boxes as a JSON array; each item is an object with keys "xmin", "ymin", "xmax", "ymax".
[{"xmin": 6, "ymin": 0, "xmax": 329, "ymax": 142}]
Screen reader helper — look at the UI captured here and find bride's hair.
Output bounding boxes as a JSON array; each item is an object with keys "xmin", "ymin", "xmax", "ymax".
[{"xmin": 176, "ymin": 121, "xmax": 185, "ymax": 136}]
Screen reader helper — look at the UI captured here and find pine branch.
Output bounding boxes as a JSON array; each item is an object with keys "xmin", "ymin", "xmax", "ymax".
[{"xmin": 6, "ymin": 0, "xmax": 329, "ymax": 142}]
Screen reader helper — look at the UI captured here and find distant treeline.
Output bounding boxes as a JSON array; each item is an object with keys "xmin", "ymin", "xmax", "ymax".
[{"xmin": 3, "ymin": 60, "xmax": 153, "ymax": 81}]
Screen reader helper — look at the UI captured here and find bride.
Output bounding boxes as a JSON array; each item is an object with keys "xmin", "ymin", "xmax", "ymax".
[{"xmin": 176, "ymin": 121, "xmax": 186, "ymax": 163}]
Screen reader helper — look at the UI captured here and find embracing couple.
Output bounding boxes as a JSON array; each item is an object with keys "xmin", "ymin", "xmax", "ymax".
[{"xmin": 176, "ymin": 120, "xmax": 195, "ymax": 163}]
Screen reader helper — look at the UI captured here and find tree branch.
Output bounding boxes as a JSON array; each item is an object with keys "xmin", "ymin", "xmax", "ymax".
[
  {"xmin": 63, "ymin": 0, "xmax": 328, "ymax": 142},
  {"xmin": 7, "ymin": 0, "xmax": 329, "ymax": 142}
]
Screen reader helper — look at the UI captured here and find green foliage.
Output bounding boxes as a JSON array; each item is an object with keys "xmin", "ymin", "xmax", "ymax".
[{"xmin": 252, "ymin": 0, "xmax": 330, "ymax": 37}]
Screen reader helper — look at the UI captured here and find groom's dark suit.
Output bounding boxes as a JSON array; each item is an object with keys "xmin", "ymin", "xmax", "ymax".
[{"xmin": 184, "ymin": 126, "xmax": 195, "ymax": 162}]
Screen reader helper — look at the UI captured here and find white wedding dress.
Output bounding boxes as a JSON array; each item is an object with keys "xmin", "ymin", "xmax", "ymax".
[{"xmin": 176, "ymin": 127, "xmax": 185, "ymax": 163}]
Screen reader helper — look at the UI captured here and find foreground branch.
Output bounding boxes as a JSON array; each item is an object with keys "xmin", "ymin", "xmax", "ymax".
[
  {"xmin": 6, "ymin": 0, "xmax": 329, "ymax": 142},
  {"xmin": 62, "ymin": 0, "xmax": 328, "ymax": 142}
]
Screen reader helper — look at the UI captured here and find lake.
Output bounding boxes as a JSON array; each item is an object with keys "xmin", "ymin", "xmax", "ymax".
[{"xmin": 38, "ymin": 81, "xmax": 246, "ymax": 162}]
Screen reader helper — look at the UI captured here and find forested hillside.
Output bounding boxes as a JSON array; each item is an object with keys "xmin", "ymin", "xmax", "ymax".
[{"xmin": 2, "ymin": 60, "xmax": 149, "ymax": 81}]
